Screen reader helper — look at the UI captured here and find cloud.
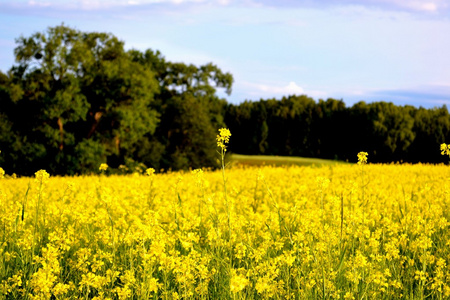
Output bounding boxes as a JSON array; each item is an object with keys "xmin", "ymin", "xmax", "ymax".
[
  {"xmin": 3, "ymin": 0, "xmax": 448, "ymax": 16},
  {"xmin": 4, "ymin": 0, "xmax": 448, "ymax": 21},
  {"xmin": 7, "ymin": 0, "xmax": 229, "ymax": 11},
  {"xmin": 0, "ymin": 0, "xmax": 217, "ymax": 21},
  {"xmin": 373, "ymin": 86, "xmax": 450, "ymax": 106},
  {"xmin": 248, "ymin": 81, "xmax": 304, "ymax": 95},
  {"xmin": 28, "ymin": 0, "xmax": 52, "ymax": 7},
  {"xmin": 226, "ymin": 82, "xmax": 449, "ymax": 107},
  {"xmin": 242, "ymin": 0, "xmax": 449, "ymax": 14},
  {"xmin": 379, "ymin": 0, "xmax": 445, "ymax": 12},
  {"xmin": 236, "ymin": 81, "xmax": 328, "ymax": 101},
  {"xmin": 335, "ymin": 85, "xmax": 450, "ymax": 108}
]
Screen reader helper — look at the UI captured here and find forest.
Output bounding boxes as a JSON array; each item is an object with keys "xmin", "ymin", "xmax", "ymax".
[{"xmin": 0, "ymin": 25, "xmax": 449, "ymax": 175}]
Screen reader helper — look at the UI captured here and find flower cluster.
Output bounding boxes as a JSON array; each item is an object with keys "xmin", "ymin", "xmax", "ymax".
[
  {"xmin": 216, "ymin": 128, "xmax": 231, "ymax": 151},
  {"xmin": 230, "ymin": 272, "xmax": 249, "ymax": 293},
  {"xmin": 145, "ymin": 168, "xmax": 156, "ymax": 176},
  {"xmin": 35, "ymin": 169, "xmax": 50, "ymax": 183},
  {"xmin": 440, "ymin": 143, "xmax": 450, "ymax": 156},
  {"xmin": 357, "ymin": 151, "xmax": 368, "ymax": 165}
]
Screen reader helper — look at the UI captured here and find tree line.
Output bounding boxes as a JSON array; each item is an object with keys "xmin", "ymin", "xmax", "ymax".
[
  {"xmin": 225, "ymin": 97, "xmax": 450, "ymax": 164},
  {"xmin": 0, "ymin": 25, "xmax": 448, "ymax": 175}
]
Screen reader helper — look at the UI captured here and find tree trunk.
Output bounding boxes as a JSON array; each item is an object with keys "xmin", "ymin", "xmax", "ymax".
[
  {"xmin": 57, "ymin": 117, "xmax": 64, "ymax": 150},
  {"xmin": 88, "ymin": 111, "xmax": 103, "ymax": 138}
]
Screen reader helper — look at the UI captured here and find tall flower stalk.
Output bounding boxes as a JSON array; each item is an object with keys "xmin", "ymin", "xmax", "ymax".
[
  {"xmin": 357, "ymin": 151, "xmax": 368, "ymax": 221},
  {"xmin": 217, "ymin": 128, "xmax": 231, "ymax": 239},
  {"xmin": 217, "ymin": 128, "xmax": 231, "ymax": 203},
  {"xmin": 33, "ymin": 170, "xmax": 49, "ymax": 251}
]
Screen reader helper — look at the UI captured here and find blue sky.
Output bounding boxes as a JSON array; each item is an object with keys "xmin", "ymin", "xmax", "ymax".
[{"xmin": 1, "ymin": 0, "xmax": 449, "ymax": 108}]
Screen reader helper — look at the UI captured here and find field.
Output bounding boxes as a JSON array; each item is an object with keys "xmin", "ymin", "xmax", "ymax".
[
  {"xmin": 1, "ymin": 159, "xmax": 450, "ymax": 299},
  {"xmin": 230, "ymin": 154, "xmax": 346, "ymax": 167}
]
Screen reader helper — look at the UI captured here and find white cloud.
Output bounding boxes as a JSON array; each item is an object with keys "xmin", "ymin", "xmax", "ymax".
[
  {"xmin": 386, "ymin": 0, "xmax": 441, "ymax": 12},
  {"xmin": 240, "ymin": 81, "xmax": 331, "ymax": 99},
  {"xmin": 28, "ymin": 0, "xmax": 51, "ymax": 7},
  {"xmin": 12, "ymin": 0, "xmax": 450, "ymax": 15},
  {"xmin": 245, "ymin": 0, "xmax": 449, "ymax": 15},
  {"xmin": 24, "ymin": 0, "xmax": 226, "ymax": 9},
  {"xmin": 250, "ymin": 81, "xmax": 304, "ymax": 95},
  {"xmin": 327, "ymin": 84, "xmax": 450, "ymax": 107},
  {"xmin": 240, "ymin": 81, "xmax": 329, "ymax": 100},
  {"xmin": 171, "ymin": 0, "xmax": 206, "ymax": 4},
  {"xmin": 228, "ymin": 81, "xmax": 329, "ymax": 102}
]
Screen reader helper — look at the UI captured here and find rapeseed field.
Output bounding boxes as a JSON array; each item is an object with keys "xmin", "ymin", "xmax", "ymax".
[{"xmin": 0, "ymin": 132, "xmax": 450, "ymax": 299}]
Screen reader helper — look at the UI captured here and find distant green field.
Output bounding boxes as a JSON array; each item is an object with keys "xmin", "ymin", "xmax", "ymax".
[{"xmin": 230, "ymin": 153, "xmax": 347, "ymax": 167}]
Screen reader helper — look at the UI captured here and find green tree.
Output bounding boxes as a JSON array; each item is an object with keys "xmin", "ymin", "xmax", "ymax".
[
  {"xmin": 370, "ymin": 102, "xmax": 415, "ymax": 161},
  {"xmin": 314, "ymin": 98, "xmax": 348, "ymax": 159},
  {"xmin": 7, "ymin": 25, "xmax": 160, "ymax": 174},
  {"xmin": 409, "ymin": 105, "xmax": 450, "ymax": 163},
  {"xmin": 130, "ymin": 49, "xmax": 233, "ymax": 170}
]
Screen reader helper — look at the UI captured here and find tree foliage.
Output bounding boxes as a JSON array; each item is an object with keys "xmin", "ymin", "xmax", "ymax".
[
  {"xmin": 0, "ymin": 25, "xmax": 233, "ymax": 174},
  {"xmin": 226, "ymin": 97, "xmax": 450, "ymax": 163}
]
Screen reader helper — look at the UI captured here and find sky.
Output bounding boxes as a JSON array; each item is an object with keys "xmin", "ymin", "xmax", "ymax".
[{"xmin": 0, "ymin": 0, "xmax": 450, "ymax": 108}]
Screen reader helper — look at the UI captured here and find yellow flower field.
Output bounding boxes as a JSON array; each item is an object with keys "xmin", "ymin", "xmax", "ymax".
[{"xmin": 1, "ymin": 161, "xmax": 450, "ymax": 299}]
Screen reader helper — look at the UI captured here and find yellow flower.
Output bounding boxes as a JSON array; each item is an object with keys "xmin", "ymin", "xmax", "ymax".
[
  {"xmin": 35, "ymin": 169, "xmax": 50, "ymax": 183},
  {"xmin": 147, "ymin": 277, "xmax": 160, "ymax": 293},
  {"xmin": 99, "ymin": 163, "xmax": 108, "ymax": 172},
  {"xmin": 344, "ymin": 291, "xmax": 355, "ymax": 300},
  {"xmin": 230, "ymin": 273, "xmax": 249, "ymax": 293},
  {"xmin": 216, "ymin": 128, "xmax": 231, "ymax": 151},
  {"xmin": 145, "ymin": 168, "xmax": 155, "ymax": 176},
  {"xmin": 441, "ymin": 143, "xmax": 450, "ymax": 156},
  {"xmin": 357, "ymin": 152, "xmax": 368, "ymax": 165},
  {"xmin": 0, "ymin": 167, "xmax": 4, "ymax": 179},
  {"xmin": 234, "ymin": 243, "xmax": 247, "ymax": 260}
]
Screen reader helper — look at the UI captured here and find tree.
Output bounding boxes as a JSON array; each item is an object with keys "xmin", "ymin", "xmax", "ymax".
[
  {"xmin": 369, "ymin": 102, "xmax": 415, "ymax": 161},
  {"xmin": 130, "ymin": 49, "xmax": 233, "ymax": 170},
  {"xmin": 5, "ymin": 25, "xmax": 160, "ymax": 174},
  {"xmin": 314, "ymin": 98, "xmax": 348, "ymax": 159},
  {"xmin": 408, "ymin": 105, "xmax": 450, "ymax": 163}
]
